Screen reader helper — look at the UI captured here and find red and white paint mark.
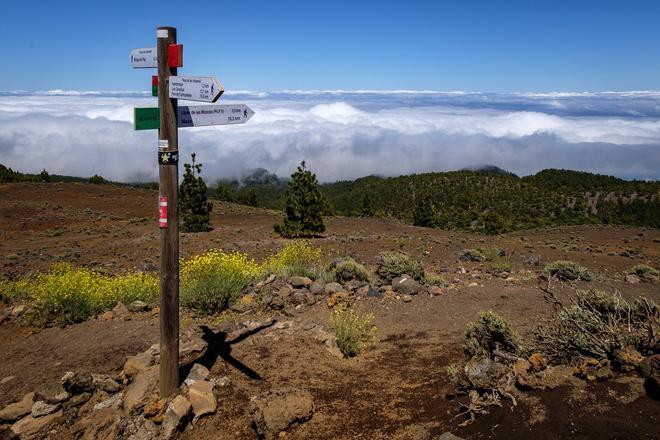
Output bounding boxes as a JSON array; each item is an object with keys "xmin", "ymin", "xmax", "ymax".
[{"xmin": 159, "ymin": 197, "xmax": 168, "ymax": 228}]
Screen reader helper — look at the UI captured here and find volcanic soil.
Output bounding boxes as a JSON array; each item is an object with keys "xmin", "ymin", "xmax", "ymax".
[{"xmin": 1, "ymin": 182, "xmax": 659, "ymax": 439}]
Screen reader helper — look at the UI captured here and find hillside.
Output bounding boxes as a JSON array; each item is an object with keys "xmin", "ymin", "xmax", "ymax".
[{"xmin": 213, "ymin": 168, "xmax": 660, "ymax": 233}]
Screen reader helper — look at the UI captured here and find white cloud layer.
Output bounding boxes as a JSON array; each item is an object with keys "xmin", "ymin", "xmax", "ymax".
[{"xmin": 0, "ymin": 90, "xmax": 659, "ymax": 182}]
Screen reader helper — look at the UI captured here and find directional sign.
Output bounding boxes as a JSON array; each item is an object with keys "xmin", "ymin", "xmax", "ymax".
[
  {"xmin": 133, "ymin": 105, "xmax": 255, "ymax": 130},
  {"xmin": 178, "ymin": 104, "xmax": 254, "ymax": 127},
  {"xmin": 130, "ymin": 47, "xmax": 157, "ymax": 68},
  {"xmin": 169, "ymin": 76, "xmax": 224, "ymax": 102}
]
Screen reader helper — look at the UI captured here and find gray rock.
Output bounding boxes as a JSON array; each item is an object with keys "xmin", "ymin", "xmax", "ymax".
[
  {"xmin": 304, "ymin": 292, "xmax": 317, "ymax": 305},
  {"xmin": 127, "ymin": 300, "xmax": 149, "ymax": 312},
  {"xmin": 189, "ymin": 380, "xmax": 217, "ymax": 421},
  {"xmin": 309, "ymin": 281, "xmax": 325, "ymax": 295},
  {"xmin": 291, "ymin": 289, "xmax": 307, "ymax": 305},
  {"xmin": 92, "ymin": 374, "xmax": 121, "ymax": 393},
  {"xmin": 289, "ymin": 276, "xmax": 312, "ymax": 288},
  {"xmin": 93, "ymin": 392, "xmax": 123, "ymax": 411},
  {"xmin": 269, "ymin": 296, "xmax": 284, "ymax": 310},
  {"xmin": 31, "ymin": 401, "xmax": 60, "ymax": 418},
  {"xmin": 324, "ymin": 282, "xmax": 343, "ymax": 295},
  {"xmin": 161, "ymin": 395, "xmax": 191, "ymax": 440},
  {"xmin": 250, "ymin": 388, "xmax": 314, "ymax": 440},
  {"xmin": 185, "ymin": 363, "xmax": 210, "ymax": 386},
  {"xmin": 0, "ymin": 392, "xmax": 35, "ymax": 423},
  {"xmin": 10, "ymin": 410, "xmax": 62, "ymax": 438},
  {"xmin": 61, "ymin": 371, "xmax": 94, "ymax": 394},
  {"xmin": 366, "ymin": 286, "xmax": 383, "ymax": 298},
  {"xmin": 122, "ymin": 352, "xmax": 155, "ymax": 379},
  {"xmin": 392, "ymin": 275, "xmax": 421, "ymax": 295},
  {"xmin": 124, "ymin": 366, "xmax": 158, "ymax": 415}
]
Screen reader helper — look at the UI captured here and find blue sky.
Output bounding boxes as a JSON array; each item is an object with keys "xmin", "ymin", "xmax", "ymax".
[{"xmin": 2, "ymin": 0, "xmax": 660, "ymax": 92}]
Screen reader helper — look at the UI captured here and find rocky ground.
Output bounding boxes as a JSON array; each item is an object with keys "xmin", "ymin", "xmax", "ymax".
[{"xmin": 0, "ymin": 182, "xmax": 659, "ymax": 439}]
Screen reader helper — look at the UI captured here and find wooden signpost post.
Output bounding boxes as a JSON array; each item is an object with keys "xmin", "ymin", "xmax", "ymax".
[{"xmin": 130, "ymin": 26, "xmax": 255, "ymax": 397}]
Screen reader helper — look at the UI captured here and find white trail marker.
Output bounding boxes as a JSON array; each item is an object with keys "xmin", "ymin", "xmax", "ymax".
[
  {"xmin": 178, "ymin": 104, "xmax": 255, "ymax": 127},
  {"xmin": 169, "ymin": 76, "xmax": 224, "ymax": 102}
]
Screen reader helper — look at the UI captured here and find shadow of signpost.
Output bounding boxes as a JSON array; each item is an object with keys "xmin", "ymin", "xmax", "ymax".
[{"xmin": 180, "ymin": 320, "xmax": 276, "ymax": 382}]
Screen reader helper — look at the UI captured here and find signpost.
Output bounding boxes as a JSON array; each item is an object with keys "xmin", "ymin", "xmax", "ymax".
[
  {"xmin": 130, "ymin": 26, "xmax": 255, "ymax": 398},
  {"xmin": 169, "ymin": 76, "xmax": 224, "ymax": 102}
]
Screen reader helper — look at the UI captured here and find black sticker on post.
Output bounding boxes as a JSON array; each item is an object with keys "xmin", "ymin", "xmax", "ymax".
[{"xmin": 158, "ymin": 150, "xmax": 179, "ymax": 165}]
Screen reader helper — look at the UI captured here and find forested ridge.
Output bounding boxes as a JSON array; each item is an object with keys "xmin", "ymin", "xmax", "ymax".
[{"xmin": 213, "ymin": 167, "xmax": 660, "ymax": 233}]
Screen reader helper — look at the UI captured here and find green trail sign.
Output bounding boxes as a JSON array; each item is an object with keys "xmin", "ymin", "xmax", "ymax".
[{"xmin": 134, "ymin": 107, "xmax": 160, "ymax": 130}]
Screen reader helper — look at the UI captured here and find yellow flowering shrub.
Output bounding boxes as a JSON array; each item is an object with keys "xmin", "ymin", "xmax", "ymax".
[
  {"xmin": 180, "ymin": 250, "xmax": 260, "ymax": 313},
  {"xmin": 331, "ymin": 305, "xmax": 377, "ymax": 357},
  {"xmin": 2, "ymin": 264, "xmax": 158, "ymax": 326},
  {"xmin": 264, "ymin": 240, "xmax": 322, "ymax": 278}
]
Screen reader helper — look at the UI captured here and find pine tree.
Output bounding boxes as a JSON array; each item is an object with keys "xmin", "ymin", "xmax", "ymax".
[
  {"xmin": 39, "ymin": 169, "xmax": 50, "ymax": 182},
  {"xmin": 274, "ymin": 161, "xmax": 326, "ymax": 237},
  {"xmin": 180, "ymin": 153, "xmax": 213, "ymax": 232},
  {"xmin": 360, "ymin": 193, "xmax": 375, "ymax": 217},
  {"xmin": 412, "ymin": 193, "xmax": 437, "ymax": 227}
]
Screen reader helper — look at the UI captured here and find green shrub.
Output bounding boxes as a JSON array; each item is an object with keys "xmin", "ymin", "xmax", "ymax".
[
  {"xmin": 629, "ymin": 264, "xmax": 659, "ymax": 277},
  {"xmin": 327, "ymin": 257, "xmax": 371, "ymax": 283},
  {"xmin": 332, "ymin": 306, "xmax": 377, "ymax": 357},
  {"xmin": 464, "ymin": 311, "xmax": 522, "ymax": 358},
  {"xmin": 477, "ymin": 247, "xmax": 503, "ymax": 261},
  {"xmin": 459, "ymin": 249, "xmax": 486, "ymax": 262},
  {"xmin": 489, "ymin": 260, "xmax": 512, "ymax": 275},
  {"xmin": 424, "ymin": 273, "xmax": 446, "ymax": 286},
  {"xmin": 264, "ymin": 240, "xmax": 322, "ymax": 279},
  {"xmin": 375, "ymin": 252, "xmax": 424, "ymax": 283},
  {"xmin": 542, "ymin": 260, "xmax": 592, "ymax": 281},
  {"xmin": 88, "ymin": 174, "xmax": 106, "ymax": 184}
]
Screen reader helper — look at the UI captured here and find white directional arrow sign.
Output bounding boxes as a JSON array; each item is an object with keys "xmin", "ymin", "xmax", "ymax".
[
  {"xmin": 177, "ymin": 104, "xmax": 254, "ymax": 127},
  {"xmin": 130, "ymin": 47, "xmax": 157, "ymax": 68},
  {"xmin": 169, "ymin": 76, "xmax": 224, "ymax": 102}
]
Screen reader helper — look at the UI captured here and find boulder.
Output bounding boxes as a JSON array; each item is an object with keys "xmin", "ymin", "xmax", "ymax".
[
  {"xmin": 93, "ymin": 393, "xmax": 123, "ymax": 412},
  {"xmin": 309, "ymin": 281, "xmax": 325, "ymax": 295},
  {"xmin": 0, "ymin": 392, "xmax": 35, "ymax": 423},
  {"xmin": 122, "ymin": 352, "xmax": 155, "ymax": 379},
  {"xmin": 161, "ymin": 396, "xmax": 191, "ymax": 440},
  {"xmin": 92, "ymin": 374, "xmax": 121, "ymax": 394},
  {"xmin": 124, "ymin": 367, "xmax": 158, "ymax": 415},
  {"xmin": 184, "ymin": 363, "xmax": 210, "ymax": 385},
  {"xmin": 31, "ymin": 401, "xmax": 60, "ymax": 418},
  {"xmin": 639, "ymin": 354, "xmax": 660, "ymax": 399},
  {"xmin": 10, "ymin": 410, "xmax": 62, "ymax": 438},
  {"xmin": 189, "ymin": 380, "xmax": 217, "ymax": 421},
  {"xmin": 112, "ymin": 302, "xmax": 131, "ymax": 320},
  {"xmin": 290, "ymin": 276, "xmax": 312, "ymax": 288},
  {"xmin": 127, "ymin": 301, "xmax": 149, "ymax": 313},
  {"xmin": 73, "ymin": 408, "xmax": 122, "ymax": 440},
  {"xmin": 304, "ymin": 292, "xmax": 317, "ymax": 306},
  {"xmin": 324, "ymin": 282, "xmax": 343, "ymax": 295},
  {"xmin": 357, "ymin": 285, "xmax": 382, "ymax": 298},
  {"xmin": 437, "ymin": 433, "xmax": 465, "ymax": 440},
  {"xmin": 428, "ymin": 286, "xmax": 445, "ymax": 296},
  {"xmin": 391, "ymin": 275, "xmax": 421, "ymax": 295},
  {"xmin": 291, "ymin": 290, "xmax": 307, "ymax": 305},
  {"xmin": 61, "ymin": 371, "xmax": 94, "ymax": 395},
  {"xmin": 392, "ymin": 425, "xmax": 431, "ymax": 440},
  {"xmin": 612, "ymin": 346, "xmax": 643, "ymax": 372},
  {"xmin": 250, "ymin": 388, "xmax": 314, "ymax": 440}
]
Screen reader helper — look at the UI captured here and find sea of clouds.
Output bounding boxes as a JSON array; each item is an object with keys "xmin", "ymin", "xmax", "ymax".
[{"xmin": 0, "ymin": 90, "xmax": 659, "ymax": 182}]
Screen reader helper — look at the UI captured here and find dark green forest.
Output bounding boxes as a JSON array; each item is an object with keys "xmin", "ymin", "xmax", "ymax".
[
  {"xmin": 3, "ymin": 163, "xmax": 658, "ymax": 234},
  {"xmin": 212, "ymin": 167, "xmax": 660, "ymax": 234}
]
